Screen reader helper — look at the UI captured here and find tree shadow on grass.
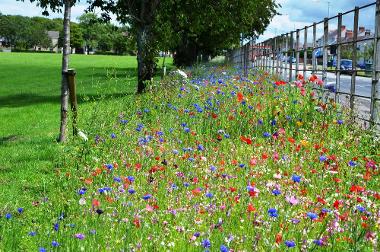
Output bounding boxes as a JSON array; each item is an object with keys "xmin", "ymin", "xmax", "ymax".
[{"xmin": 0, "ymin": 92, "xmax": 135, "ymax": 108}]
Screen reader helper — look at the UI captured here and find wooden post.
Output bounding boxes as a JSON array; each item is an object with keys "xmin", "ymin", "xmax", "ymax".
[
  {"xmin": 67, "ymin": 69, "xmax": 78, "ymax": 136},
  {"xmin": 336, "ymin": 13, "xmax": 342, "ymax": 102},
  {"xmin": 303, "ymin": 26, "xmax": 307, "ymax": 77},
  {"xmin": 296, "ymin": 29, "xmax": 300, "ymax": 78},
  {"xmin": 323, "ymin": 18, "xmax": 328, "ymax": 85}
]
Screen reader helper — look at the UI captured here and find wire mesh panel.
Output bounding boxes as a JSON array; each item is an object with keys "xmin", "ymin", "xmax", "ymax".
[{"xmin": 226, "ymin": 1, "xmax": 379, "ymax": 127}]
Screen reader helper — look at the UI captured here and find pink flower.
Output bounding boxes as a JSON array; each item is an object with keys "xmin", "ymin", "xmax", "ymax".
[{"xmin": 286, "ymin": 195, "xmax": 299, "ymax": 205}]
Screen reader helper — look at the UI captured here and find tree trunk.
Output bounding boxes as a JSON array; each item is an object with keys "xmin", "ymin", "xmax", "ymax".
[
  {"xmin": 136, "ymin": 24, "xmax": 155, "ymax": 93},
  {"xmin": 58, "ymin": 0, "xmax": 71, "ymax": 142}
]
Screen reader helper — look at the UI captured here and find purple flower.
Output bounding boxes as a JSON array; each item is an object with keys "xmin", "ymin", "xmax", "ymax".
[
  {"xmin": 356, "ymin": 205, "xmax": 366, "ymax": 213},
  {"xmin": 319, "ymin": 155, "xmax": 327, "ymax": 162},
  {"xmin": 75, "ymin": 233, "xmax": 85, "ymax": 240},
  {"xmin": 285, "ymin": 240, "xmax": 296, "ymax": 248}
]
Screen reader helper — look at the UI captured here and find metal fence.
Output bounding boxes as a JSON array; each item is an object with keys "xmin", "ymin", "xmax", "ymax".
[{"xmin": 227, "ymin": 1, "xmax": 380, "ymax": 128}]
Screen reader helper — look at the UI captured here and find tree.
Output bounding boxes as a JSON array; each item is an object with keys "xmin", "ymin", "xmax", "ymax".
[
  {"xmin": 20, "ymin": 0, "xmax": 79, "ymax": 142},
  {"xmin": 88, "ymin": 0, "xmax": 161, "ymax": 93},
  {"xmin": 158, "ymin": 0, "xmax": 279, "ymax": 66}
]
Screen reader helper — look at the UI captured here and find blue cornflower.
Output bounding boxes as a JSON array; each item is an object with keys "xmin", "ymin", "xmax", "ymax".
[
  {"xmin": 272, "ymin": 189, "xmax": 281, "ymax": 196},
  {"xmin": 348, "ymin": 160, "xmax": 357, "ymax": 167},
  {"xmin": 285, "ymin": 240, "xmax": 296, "ymax": 248},
  {"xmin": 113, "ymin": 177, "xmax": 122, "ymax": 183},
  {"xmin": 337, "ymin": 119, "xmax": 344, "ymax": 125},
  {"xmin": 307, "ymin": 212, "xmax": 318, "ymax": 220},
  {"xmin": 78, "ymin": 188, "xmax": 87, "ymax": 195},
  {"xmin": 28, "ymin": 231, "xmax": 36, "ymax": 236},
  {"xmin": 111, "ymin": 133, "xmax": 116, "ymax": 139},
  {"xmin": 17, "ymin": 208, "xmax": 24, "ymax": 214},
  {"xmin": 53, "ymin": 223, "xmax": 59, "ymax": 231},
  {"xmin": 321, "ymin": 208, "xmax": 330, "ymax": 213},
  {"xmin": 197, "ymin": 144, "xmax": 205, "ymax": 151},
  {"xmin": 258, "ymin": 119, "xmax": 263, "ymax": 125},
  {"xmin": 268, "ymin": 208, "xmax": 278, "ymax": 218},
  {"xmin": 128, "ymin": 176, "xmax": 135, "ymax": 182},
  {"xmin": 52, "ymin": 241, "xmax": 59, "ymax": 247},
  {"xmin": 194, "ymin": 232, "xmax": 200, "ymax": 237},
  {"xmin": 210, "ymin": 165, "xmax": 217, "ymax": 172},
  {"xmin": 356, "ymin": 205, "xmax": 366, "ymax": 213},
  {"xmin": 220, "ymin": 245, "xmax": 229, "ymax": 252},
  {"xmin": 224, "ymin": 134, "xmax": 230, "ymax": 138},
  {"xmin": 128, "ymin": 188, "xmax": 136, "ymax": 194},
  {"xmin": 120, "ymin": 119, "xmax": 128, "ymax": 124},
  {"xmin": 202, "ymin": 239, "xmax": 211, "ymax": 248},
  {"xmin": 39, "ymin": 248, "xmax": 47, "ymax": 252},
  {"xmin": 313, "ymin": 239, "xmax": 323, "ymax": 246},
  {"xmin": 142, "ymin": 194, "xmax": 152, "ymax": 200},
  {"xmin": 263, "ymin": 132, "xmax": 271, "ymax": 138},
  {"xmin": 184, "ymin": 127, "xmax": 190, "ymax": 133},
  {"xmin": 271, "ymin": 120, "xmax": 276, "ymax": 126},
  {"xmin": 319, "ymin": 155, "xmax": 327, "ymax": 162},
  {"xmin": 183, "ymin": 182, "xmax": 190, "ymax": 187},
  {"xmin": 5, "ymin": 213, "xmax": 11, "ymax": 219},
  {"xmin": 205, "ymin": 192, "xmax": 213, "ymax": 198},
  {"xmin": 292, "ymin": 174, "xmax": 301, "ymax": 183},
  {"xmin": 239, "ymin": 163, "xmax": 245, "ymax": 168},
  {"xmin": 105, "ymin": 164, "xmax": 113, "ymax": 170}
]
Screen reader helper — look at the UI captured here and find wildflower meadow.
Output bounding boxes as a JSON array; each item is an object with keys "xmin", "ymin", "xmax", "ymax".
[{"xmin": 1, "ymin": 66, "xmax": 379, "ymax": 251}]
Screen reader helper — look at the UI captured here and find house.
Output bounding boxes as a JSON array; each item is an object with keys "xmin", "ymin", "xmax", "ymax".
[{"xmin": 47, "ymin": 31, "xmax": 59, "ymax": 52}]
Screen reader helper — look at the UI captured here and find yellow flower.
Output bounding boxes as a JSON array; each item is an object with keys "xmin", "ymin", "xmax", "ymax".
[
  {"xmin": 296, "ymin": 121, "xmax": 303, "ymax": 127},
  {"xmin": 300, "ymin": 140, "xmax": 309, "ymax": 147}
]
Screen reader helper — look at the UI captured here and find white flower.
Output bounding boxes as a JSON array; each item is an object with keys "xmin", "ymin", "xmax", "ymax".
[{"xmin": 78, "ymin": 130, "xmax": 88, "ymax": 141}]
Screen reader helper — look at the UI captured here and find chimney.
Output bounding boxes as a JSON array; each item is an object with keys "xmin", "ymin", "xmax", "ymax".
[
  {"xmin": 346, "ymin": 30, "xmax": 353, "ymax": 40},
  {"xmin": 359, "ymin": 26, "xmax": 365, "ymax": 34}
]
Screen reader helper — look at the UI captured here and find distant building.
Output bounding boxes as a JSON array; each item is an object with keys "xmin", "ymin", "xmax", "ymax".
[{"xmin": 47, "ymin": 31, "xmax": 59, "ymax": 52}]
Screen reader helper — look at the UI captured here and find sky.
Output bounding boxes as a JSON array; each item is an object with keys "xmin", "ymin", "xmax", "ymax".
[{"xmin": 0, "ymin": 0, "xmax": 377, "ymax": 41}]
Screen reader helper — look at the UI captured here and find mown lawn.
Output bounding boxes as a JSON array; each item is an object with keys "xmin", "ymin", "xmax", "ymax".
[{"xmin": 0, "ymin": 52, "xmax": 171, "ymax": 206}]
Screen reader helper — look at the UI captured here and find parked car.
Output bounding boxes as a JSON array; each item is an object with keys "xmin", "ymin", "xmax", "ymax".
[{"xmin": 340, "ymin": 59, "xmax": 353, "ymax": 74}]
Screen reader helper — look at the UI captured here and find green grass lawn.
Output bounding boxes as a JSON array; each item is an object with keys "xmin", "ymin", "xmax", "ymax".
[{"xmin": 0, "ymin": 52, "xmax": 172, "ymax": 206}]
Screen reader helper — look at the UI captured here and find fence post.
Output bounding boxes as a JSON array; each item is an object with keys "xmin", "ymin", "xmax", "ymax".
[
  {"xmin": 285, "ymin": 33, "xmax": 289, "ymax": 80},
  {"xmin": 67, "ymin": 69, "xmax": 78, "ymax": 136},
  {"xmin": 273, "ymin": 37, "xmax": 277, "ymax": 75},
  {"xmin": 289, "ymin": 32, "xmax": 294, "ymax": 82},
  {"xmin": 304, "ymin": 27, "xmax": 308, "ymax": 77},
  {"xmin": 350, "ymin": 7, "xmax": 359, "ymax": 113},
  {"xmin": 296, "ymin": 29, "xmax": 300, "ymax": 78},
  {"xmin": 312, "ymin": 23, "xmax": 317, "ymax": 74},
  {"xmin": 370, "ymin": 0, "xmax": 380, "ymax": 126},
  {"xmin": 322, "ymin": 18, "xmax": 328, "ymax": 85},
  {"xmin": 336, "ymin": 13, "xmax": 343, "ymax": 103}
]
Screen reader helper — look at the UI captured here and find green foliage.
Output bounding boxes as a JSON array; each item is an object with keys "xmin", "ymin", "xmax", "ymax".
[{"xmin": 0, "ymin": 15, "xmax": 52, "ymax": 49}]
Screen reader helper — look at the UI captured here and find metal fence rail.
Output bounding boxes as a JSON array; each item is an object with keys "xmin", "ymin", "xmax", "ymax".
[{"xmin": 227, "ymin": 1, "xmax": 380, "ymax": 128}]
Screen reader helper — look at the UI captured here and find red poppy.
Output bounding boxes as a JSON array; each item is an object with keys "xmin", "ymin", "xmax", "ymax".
[
  {"xmin": 237, "ymin": 92, "xmax": 244, "ymax": 102},
  {"xmin": 247, "ymin": 203, "xmax": 256, "ymax": 212},
  {"xmin": 240, "ymin": 136, "xmax": 252, "ymax": 145}
]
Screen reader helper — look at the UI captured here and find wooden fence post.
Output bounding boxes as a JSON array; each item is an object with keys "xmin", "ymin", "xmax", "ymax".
[{"xmin": 67, "ymin": 69, "xmax": 78, "ymax": 136}]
